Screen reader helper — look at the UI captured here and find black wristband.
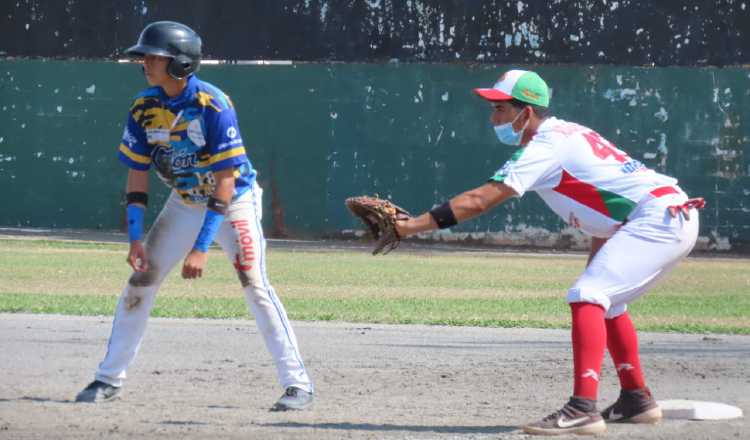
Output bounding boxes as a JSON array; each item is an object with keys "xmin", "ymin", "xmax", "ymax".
[
  {"xmin": 429, "ymin": 201, "xmax": 458, "ymax": 229},
  {"xmin": 207, "ymin": 195, "xmax": 229, "ymax": 215},
  {"xmin": 126, "ymin": 191, "xmax": 148, "ymax": 206}
]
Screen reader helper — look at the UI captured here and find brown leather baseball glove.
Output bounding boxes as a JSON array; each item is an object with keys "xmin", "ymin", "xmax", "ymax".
[{"xmin": 345, "ymin": 196, "xmax": 411, "ymax": 255}]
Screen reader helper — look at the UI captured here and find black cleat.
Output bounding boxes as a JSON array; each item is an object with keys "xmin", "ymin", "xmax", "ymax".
[
  {"xmin": 523, "ymin": 398, "xmax": 606, "ymax": 436},
  {"xmin": 75, "ymin": 380, "xmax": 121, "ymax": 403},
  {"xmin": 601, "ymin": 388, "xmax": 662, "ymax": 424},
  {"xmin": 270, "ymin": 386, "xmax": 313, "ymax": 411}
]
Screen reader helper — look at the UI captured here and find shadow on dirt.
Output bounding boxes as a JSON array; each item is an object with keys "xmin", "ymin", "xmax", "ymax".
[
  {"xmin": 159, "ymin": 420, "xmax": 210, "ymax": 426},
  {"xmin": 259, "ymin": 421, "xmax": 517, "ymax": 434},
  {"xmin": 0, "ymin": 396, "xmax": 72, "ymax": 404}
]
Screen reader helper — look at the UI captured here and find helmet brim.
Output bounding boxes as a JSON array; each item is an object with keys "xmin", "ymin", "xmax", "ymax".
[{"xmin": 123, "ymin": 44, "xmax": 174, "ymax": 58}]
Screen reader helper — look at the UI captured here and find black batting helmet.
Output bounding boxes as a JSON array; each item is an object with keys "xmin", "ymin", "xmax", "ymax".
[{"xmin": 125, "ymin": 21, "xmax": 202, "ymax": 80}]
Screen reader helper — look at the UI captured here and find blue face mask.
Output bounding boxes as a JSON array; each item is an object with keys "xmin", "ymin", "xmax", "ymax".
[{"xmin": 493, "ymin": 110, "xmax": 528, "ymax": 146}]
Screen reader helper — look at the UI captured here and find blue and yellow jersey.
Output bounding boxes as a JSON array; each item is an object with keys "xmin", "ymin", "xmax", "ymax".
[{"xmin": 118, "ymin": 75, "xmax": 255, "ymax": 204}]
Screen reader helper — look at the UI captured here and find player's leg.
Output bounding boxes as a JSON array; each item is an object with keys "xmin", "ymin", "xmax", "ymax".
[
  {"xmin": 77, "ymin": 193, "xmax": 201, "ymax": 402},
  {"xmin": 572, "ymin": 200, "xmax": 699, "ymax": 424},
  {"xmin": 601, "ymin": 311, "xmax": 662, "ymax": 423},
  {"xmin": 522, "ymin": 300, "xmax": 608, "ymax": 435},
  {"xmin": 571, "ymin": 302, "xmax": 607, "ymax": 402},
  {"xmin": 523, "ymin": 198, "xmax": 699, "ymax": 434},
  {"xmin": 605, "ymin": 312, "xmax": 644, "ymax": 390},
  {"xmin": 581, "ymin": 244, "xmax": 679, "ymax": 423},
  {"xmin": 214, "ymin": 183, "xmax": 313, "ymax": 410}
]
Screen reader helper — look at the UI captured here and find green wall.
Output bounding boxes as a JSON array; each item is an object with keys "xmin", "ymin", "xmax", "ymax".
[{"xmin": 1, "ymin": 60, "xmax": 748, "ymax": 251}]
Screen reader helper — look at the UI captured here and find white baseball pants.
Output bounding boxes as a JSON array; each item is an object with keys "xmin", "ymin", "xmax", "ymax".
[
  {"xmin": 94, "ymin": 183, "xmax": 313, "ymax": 392},
  {"xmin": 568, "ymin": 189, "xmax": 700, "ymax": 318}
]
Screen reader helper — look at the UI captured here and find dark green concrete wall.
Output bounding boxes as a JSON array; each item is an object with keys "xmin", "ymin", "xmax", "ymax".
[{"xmin": 1, "ymin": 60, "xmax": 748, "ymax": 251}]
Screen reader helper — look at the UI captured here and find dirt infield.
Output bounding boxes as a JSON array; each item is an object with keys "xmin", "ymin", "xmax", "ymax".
[{"xmin": 1, "ymin": 314, "xmax": 747, "ymax": 439}]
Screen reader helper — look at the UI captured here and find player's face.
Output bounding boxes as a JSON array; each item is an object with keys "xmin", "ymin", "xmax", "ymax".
[
  {"xmin": 142, "ymin": 54, "xmax": 171, "ymax": 86},
  {"xmin": 490, "ymin": 101, "xmax": 527, "ymax": 130}
]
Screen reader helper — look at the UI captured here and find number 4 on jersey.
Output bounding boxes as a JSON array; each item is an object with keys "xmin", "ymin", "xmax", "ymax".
[{"xmin": 583, "ymin": 131, "xmax": 629, "ymax": 163}]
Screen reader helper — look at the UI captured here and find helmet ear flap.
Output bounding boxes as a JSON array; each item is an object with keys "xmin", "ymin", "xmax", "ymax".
[{"xmin": 167, "ymin": 55, "xmax": 191, "ymax": 79}]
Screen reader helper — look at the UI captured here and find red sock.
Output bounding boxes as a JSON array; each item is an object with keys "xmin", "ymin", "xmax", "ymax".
[
  {"xmin": 605, "ymin": 312, "xmax": 645, "ymax": 390},
  {"xmin": 570, "ymin": 302, "xmax": 607, "ymax": 400}
]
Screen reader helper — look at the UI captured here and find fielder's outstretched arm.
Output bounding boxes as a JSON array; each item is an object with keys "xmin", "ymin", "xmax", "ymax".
[{"xmin": 396, "ymin": 181, "xmax": 518, "ymax": 237}]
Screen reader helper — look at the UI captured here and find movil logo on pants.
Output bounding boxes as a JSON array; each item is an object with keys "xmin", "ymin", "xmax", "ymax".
[{"xmin": 231, "ymin": 220, "xmax": 255, "ymax": 271}]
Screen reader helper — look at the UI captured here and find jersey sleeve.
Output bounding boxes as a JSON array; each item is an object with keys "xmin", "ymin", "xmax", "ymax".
[
  {"xmin": 204, "ymin": 104, "xmax": 248, "ymax": 172},
  {"xmin": 489, "ymin": 137, "xmax": 560, "ymax": 197},
  {"xmin": 117, "ymin": 112, "xmax": 152, "ymax": 170}
]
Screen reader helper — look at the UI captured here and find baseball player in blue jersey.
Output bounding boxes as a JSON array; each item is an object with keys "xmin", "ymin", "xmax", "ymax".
[{"xmin": 75, "ymin": 21, "xmax": 313, "ymax": 411}]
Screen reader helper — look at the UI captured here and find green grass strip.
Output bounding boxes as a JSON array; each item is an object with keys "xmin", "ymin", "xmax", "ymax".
[{"xmin": 2, "ymin": 293, "xmax": 748, "ymax": 335}]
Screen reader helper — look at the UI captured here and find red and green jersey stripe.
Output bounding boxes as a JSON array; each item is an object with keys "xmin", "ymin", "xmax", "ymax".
[
  {"xmin": 490, "ymin": 148, "xmax": 526, "ymax": 182},
  {"xmin": 553, "ymin": 170, "xmax": 636, "ymax": 222}
]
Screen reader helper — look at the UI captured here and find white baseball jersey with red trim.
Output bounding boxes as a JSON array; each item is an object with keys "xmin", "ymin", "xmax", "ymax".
[{"xmin": 490, "ymin": 117, "xmax": 678, "ymax": 238}]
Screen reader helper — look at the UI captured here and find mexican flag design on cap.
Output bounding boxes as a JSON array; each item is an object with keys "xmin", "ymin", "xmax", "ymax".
[{"xmin": 474, "ymin": 70, "xmax": 550, "ymax": 107}]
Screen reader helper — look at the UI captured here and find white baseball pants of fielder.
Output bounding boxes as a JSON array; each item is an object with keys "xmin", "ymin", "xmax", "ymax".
[
  {"xmin": 568, "ymin": 189, "xmax": 700, "ymax": 318},
  {"xmin": 94, "ymin": 183, "xmax": 313, "ymax": 393}
]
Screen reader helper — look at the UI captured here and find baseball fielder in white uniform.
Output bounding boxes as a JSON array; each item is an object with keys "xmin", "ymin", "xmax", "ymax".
[
  {"xmin": 74, "ymin": 21, "xmax": 313, "ymax": 411},
  {"xmin": 394, "ymin": 70, "xmax": 704, "ymax": 435}
]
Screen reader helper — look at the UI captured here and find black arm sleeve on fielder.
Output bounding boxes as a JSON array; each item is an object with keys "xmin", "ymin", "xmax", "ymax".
[{"xmin": 429, "ymin": 201, "xmax": 458, "ymax": 229}]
